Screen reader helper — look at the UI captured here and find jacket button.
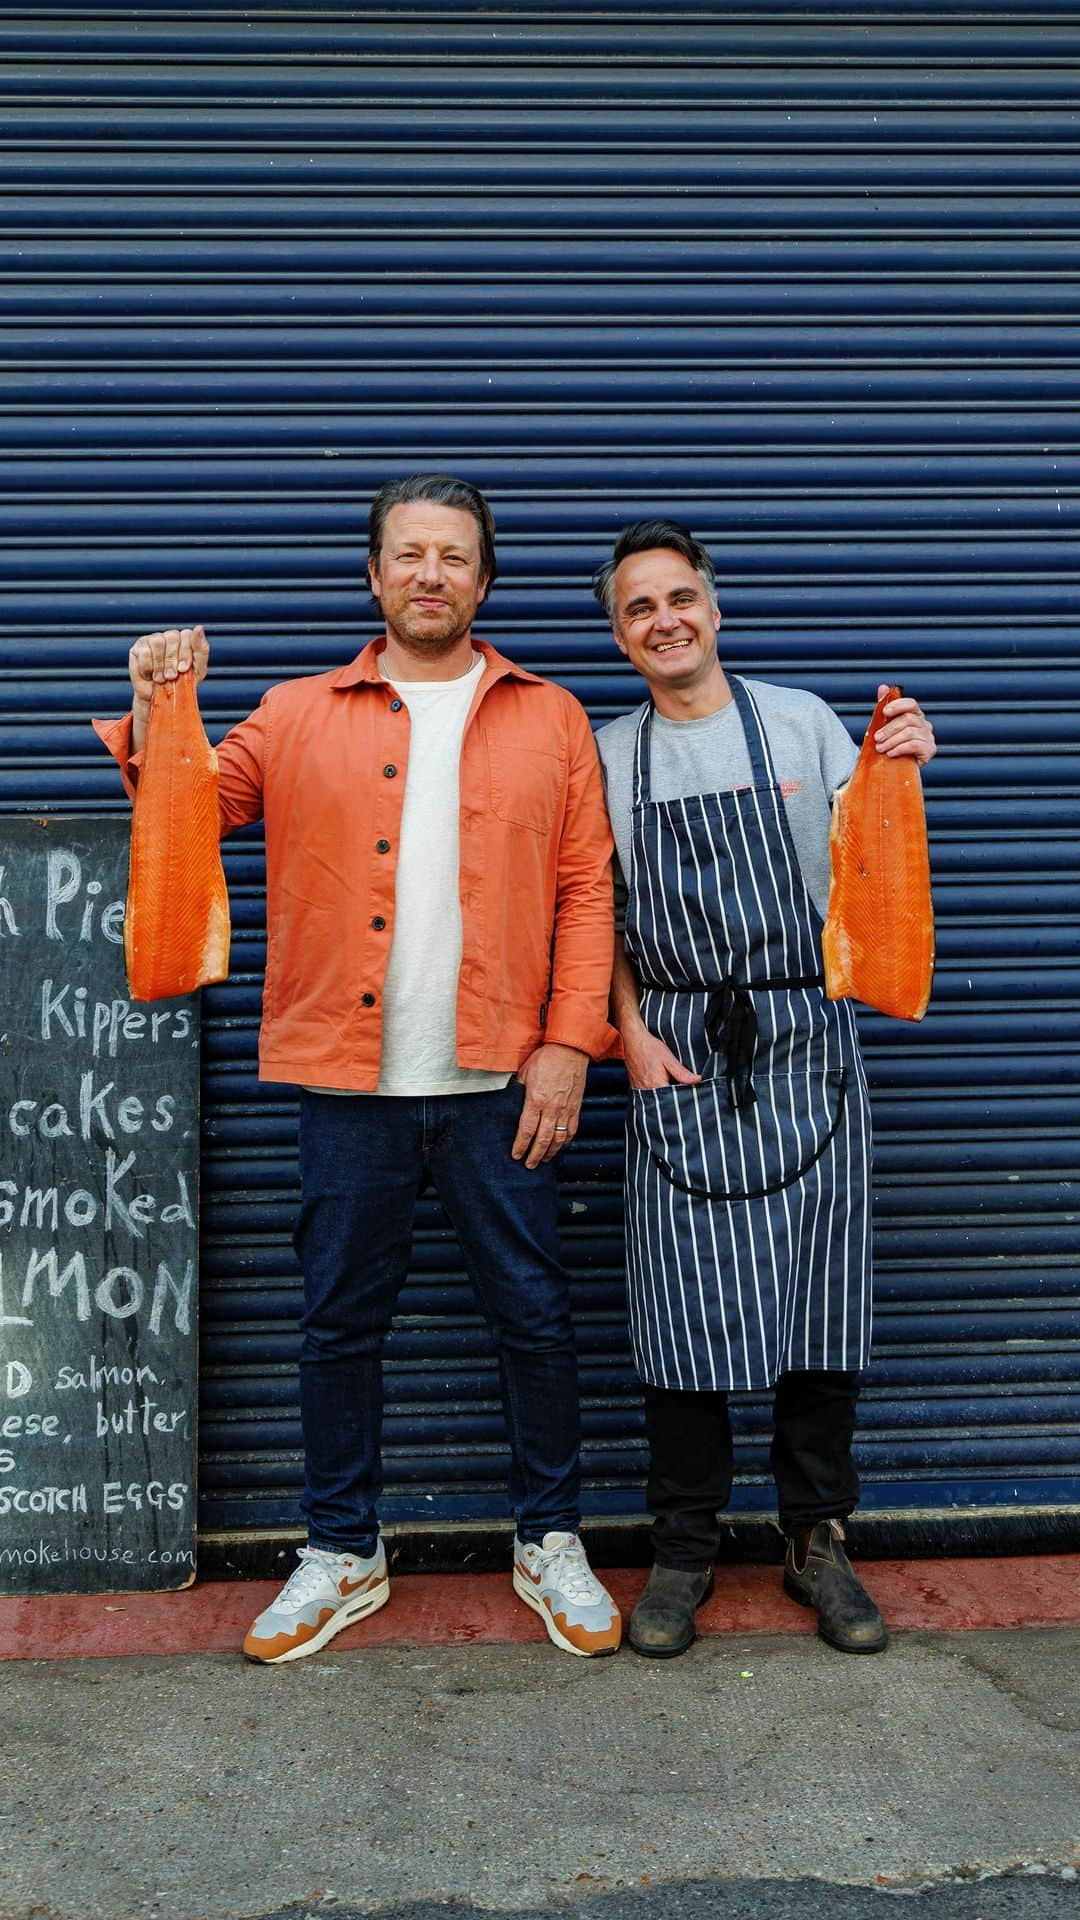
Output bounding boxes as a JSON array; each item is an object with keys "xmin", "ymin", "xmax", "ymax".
[
  {"xmin": 389, "ymin": 699, "xmax": 402, "ymax": 712},
  {"xmin": 361, "ymin": 992, "xmax": 376, "ymax": 1007},
  {"xmin": 376, "ymin": 838, "xmax": 391, "ymax": 853},
  {"xmin": 371, "ymin": 915, "xmax": 386, "ymax": 931},
  {"xmin": 383, "ymin": 763, "xmax": 397, "ymax": 778}
]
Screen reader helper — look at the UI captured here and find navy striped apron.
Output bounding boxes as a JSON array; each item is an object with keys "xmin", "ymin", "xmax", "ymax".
[{"xmin": 623, "ymin": 676, "xmax": 873, "ymax": 1392}]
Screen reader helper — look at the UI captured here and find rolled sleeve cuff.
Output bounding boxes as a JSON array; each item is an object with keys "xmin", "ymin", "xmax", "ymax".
[
  {"xmin": 92, "ymin": 713, "xmax": 144, "ymax": 801},
  {"xmin": 543, "ymin": 1005, "xmax": 621, "ymax": 1061}
]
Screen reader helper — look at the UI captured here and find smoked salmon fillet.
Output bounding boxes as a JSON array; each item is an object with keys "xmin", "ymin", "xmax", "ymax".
[
  {"xmin": 124, "ymin": 669, "xmax": 230, "ymax": 1001},
  {"xmin": 822, "ymin": 685, "xmax": 933, "ymax": 1021}
]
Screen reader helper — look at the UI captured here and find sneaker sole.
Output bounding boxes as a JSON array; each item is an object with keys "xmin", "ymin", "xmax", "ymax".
[
  {"xmin": 782, "ymin": 1572, "xmax": 889, "ymax": 1655},
  {"xmin": 512, "ymin": 1566, "xmax": 618, "ymax": 1658},
  {"xmin": 246, "ymin": 1574, "xmax": 390, "ymax": 1664}
]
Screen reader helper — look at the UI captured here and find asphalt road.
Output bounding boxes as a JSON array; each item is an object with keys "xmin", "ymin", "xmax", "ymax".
[
  {"xmin": 2, "ymin": 1629, "xmax": 1077, "ymax": 1920},
  {"xmin": 260, "ymin": 1889, "xmax": 1080, "ymax": 1920}
]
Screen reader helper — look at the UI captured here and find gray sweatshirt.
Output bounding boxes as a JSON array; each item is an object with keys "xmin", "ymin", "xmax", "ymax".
[{"xmin": 596, "ymin": 678, "xmax": 859, "ymax": 927}]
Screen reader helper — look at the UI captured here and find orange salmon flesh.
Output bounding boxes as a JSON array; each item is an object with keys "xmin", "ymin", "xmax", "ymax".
[
  {"xmin": 124, "ymin": 672, "xmax": 230, "ymax": 1002},
  {"xmin": 822, "ymin": 686, "xmax": 934, "ymax": 1022}
]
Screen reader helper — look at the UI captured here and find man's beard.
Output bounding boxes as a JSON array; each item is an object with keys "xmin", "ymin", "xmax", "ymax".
[{"xmin": 385, "ymin": 602, "xmax": 475, "ymax": 654}]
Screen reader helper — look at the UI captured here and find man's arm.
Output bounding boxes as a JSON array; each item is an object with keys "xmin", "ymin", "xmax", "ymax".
[
  {"xmin": 510, "ymin": 703, "xmax": 617, "ymax": 1170},
  {"xmin": 93, "ymin": 623, "xmax": 267, "ymax": 835},
  {"xmin": 543, "ymin": 703, "xmax": 618, "ymax": 1056},
  {"xmin": 612, "ymin": 932, "xmax": 701, "ymax": 1091}
]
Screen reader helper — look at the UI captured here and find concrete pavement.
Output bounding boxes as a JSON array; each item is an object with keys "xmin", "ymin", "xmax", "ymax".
[{"xmin": 2, "ymin": 1626, "xmax": 1077, "ymax": 1920}]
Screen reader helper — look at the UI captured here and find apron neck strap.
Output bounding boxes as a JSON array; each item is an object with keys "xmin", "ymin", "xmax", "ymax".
[
  {"xmin": 730, "ymin": 676, "xmax": 777, "ymax": 787},
  {"xmin": 632, "ymin": 701, "xmax": 653, "ymax": 807}
]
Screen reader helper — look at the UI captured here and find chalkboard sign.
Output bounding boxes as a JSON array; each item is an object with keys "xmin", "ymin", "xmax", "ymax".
[{"xmin": 0, "ymin": 819, "xmax": 199, "ymax": 1593}]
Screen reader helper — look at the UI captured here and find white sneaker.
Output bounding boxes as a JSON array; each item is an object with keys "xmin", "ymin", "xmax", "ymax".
[
  {"xmin": 513, "ymin": 1530, "xmax": 621, "ymax": 1656},
  {"xmin": 243, "ymin": 1543, "xmax": 389, "ymax": 1663}
]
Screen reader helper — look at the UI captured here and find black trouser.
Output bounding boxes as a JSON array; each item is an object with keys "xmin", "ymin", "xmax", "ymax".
[{"xmin": 643, "ymin": 1370, "xmax": 861, "ymax": 1570}]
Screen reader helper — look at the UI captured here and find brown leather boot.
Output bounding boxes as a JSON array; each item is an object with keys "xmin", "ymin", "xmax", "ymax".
[
  {"xmin": 783, "ymin": 1519, "xmax": 888, "ymax": 1654},
  {"xmin": 629, "ymin": 1563, "xmax": 714, "ymax": 1658}
]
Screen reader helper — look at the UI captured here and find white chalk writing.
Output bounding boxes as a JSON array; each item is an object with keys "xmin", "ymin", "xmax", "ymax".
[{"xmin": 0, "ymin": 825, "xmax": 199, "ymax": 1594}]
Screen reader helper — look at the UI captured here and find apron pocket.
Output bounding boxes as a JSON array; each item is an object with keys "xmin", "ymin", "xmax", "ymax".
[{"xmin": 631, "ymin": 1068, "xmax": 848, "ymax": 1204}]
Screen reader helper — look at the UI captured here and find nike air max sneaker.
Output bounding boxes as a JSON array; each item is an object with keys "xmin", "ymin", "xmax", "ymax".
[
  {"xmin": 243, "ymin": 1543, "xmax": 389, "ymax": 1663},
  {"xmin": 513, "ymin": 1530, "xmax": 621, "ymax": 1656}
]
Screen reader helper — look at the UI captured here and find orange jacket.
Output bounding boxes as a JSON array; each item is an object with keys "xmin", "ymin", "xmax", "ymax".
[{"xmin": 95, "ymin": 638, "xmax": 616, "ymax": 1090}]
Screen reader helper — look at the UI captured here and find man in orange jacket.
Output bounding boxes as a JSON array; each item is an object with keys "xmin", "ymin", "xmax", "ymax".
[{"xmin": 98, "ymin": 474, "xmax": 621, "ymax": 1662}]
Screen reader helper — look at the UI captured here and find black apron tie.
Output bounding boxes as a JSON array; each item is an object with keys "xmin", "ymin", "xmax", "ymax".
[
  {"xmin": 642, "ymin": 973, "xmax": 826, "ymax": 1112},
  {"xmin": 705, "ymin": 979, "xmax": 758, "ymax": 1111}
]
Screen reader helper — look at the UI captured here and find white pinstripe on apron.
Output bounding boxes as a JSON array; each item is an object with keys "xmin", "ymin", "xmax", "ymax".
[{"xmin": 623, "ymin": 676, "xmax": 873, "ymax": 1392}]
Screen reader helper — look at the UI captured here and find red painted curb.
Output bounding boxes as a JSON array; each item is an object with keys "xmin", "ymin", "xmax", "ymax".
[{"xmin": 0, "ymin": 1556, "xmax": 1076, "ymax": 1663}]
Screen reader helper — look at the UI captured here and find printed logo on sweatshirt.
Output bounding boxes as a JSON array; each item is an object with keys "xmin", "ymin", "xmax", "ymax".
[{"xmin": 734, "ymin": 778, "xmax": 803, "ymax": 798}]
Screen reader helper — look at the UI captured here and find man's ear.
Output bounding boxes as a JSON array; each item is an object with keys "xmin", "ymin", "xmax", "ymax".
[
  {"xmin": 612, "ymin": 623, "xmax": 630, "ymax": 659},
  {"xmin": 713, "ymin": 601, "xmax": 722, "ymax": 633},
  {"xmin": 368, "ymin": 558, "xmax": 381, "ymax": 598}
]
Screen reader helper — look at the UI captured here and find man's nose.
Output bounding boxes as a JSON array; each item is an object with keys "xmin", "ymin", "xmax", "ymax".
[
  {"xmin": 652, "ymin": 603, "xmax": 680, "ymax": 633},
  {"xmin": 416, "ymin": 545, "xmax": 446, "ymax": 584}
]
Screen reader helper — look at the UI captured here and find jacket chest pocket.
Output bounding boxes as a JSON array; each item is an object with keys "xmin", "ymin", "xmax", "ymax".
[{"xmin": 486, "ymin": 738, "xmax": 562, "ymax": 835}]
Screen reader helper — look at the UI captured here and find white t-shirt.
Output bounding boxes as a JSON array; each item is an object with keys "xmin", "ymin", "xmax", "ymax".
[{"xmin": 368, "ymin": 653, "xmax": 509, "ymax": 1097}]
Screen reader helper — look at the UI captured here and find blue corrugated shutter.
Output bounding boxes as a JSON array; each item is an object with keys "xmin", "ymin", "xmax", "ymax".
[{"xmin": 2, "ymin": 3, "xmax": 1077, "ymax": 1542}]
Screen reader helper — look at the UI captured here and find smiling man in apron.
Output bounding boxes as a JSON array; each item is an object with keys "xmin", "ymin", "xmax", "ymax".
[{"xmin": 594, "ymin": 519, "xmax": 936, "ymax": 1658}]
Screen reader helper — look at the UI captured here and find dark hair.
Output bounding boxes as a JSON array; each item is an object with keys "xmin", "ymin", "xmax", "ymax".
[
  {"xmin": 368, "ymin": 473, "xmax": 497, "ymax": 602},
  {"xmin": 592, "ymin": 517, "xmax": 716, "ymax": 621}
]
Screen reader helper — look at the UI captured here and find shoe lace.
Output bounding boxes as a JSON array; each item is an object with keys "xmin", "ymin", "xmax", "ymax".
[
  {"xmin": 277, "ymin": 1546, "xmax": 342, "ymax": 1613},
  {"xmin": 541, "ymin": 1537, "xmax": 605, "ymax": 1605}
]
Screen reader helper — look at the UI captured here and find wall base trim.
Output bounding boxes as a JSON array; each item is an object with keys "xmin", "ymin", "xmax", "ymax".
[{"xmin": 199, "ymin": 1505, "xmax": 1080, "ymax": 1581}]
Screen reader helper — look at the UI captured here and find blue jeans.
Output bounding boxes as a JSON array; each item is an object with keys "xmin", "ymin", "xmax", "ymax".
[{"xmin": 294, "ymin": 1082, "xmax": 582, "ymax": 1555}]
